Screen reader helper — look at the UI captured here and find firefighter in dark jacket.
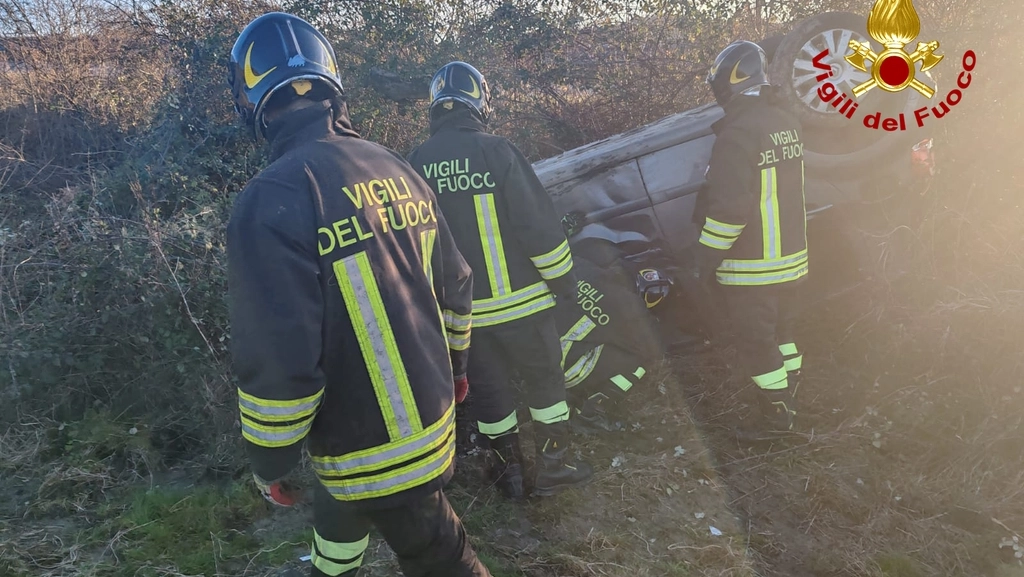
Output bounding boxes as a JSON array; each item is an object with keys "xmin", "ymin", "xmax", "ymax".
[
  {"xmin": 407, "ymin": 61, "xmax": 593, "ymax": 500},
  {"xmin": 556, "ymin": 252, "xmax": 667, "ymax": 432},
  {"xmin": 225, "ymin": 13, "xmax": 490, "ymax": 577},
  {"xmin": 694, "ymin": 40, "xmax": 807, "ymax": 434}
]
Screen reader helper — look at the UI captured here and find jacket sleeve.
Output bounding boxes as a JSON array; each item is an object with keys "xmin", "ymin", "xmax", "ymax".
[
  {"xmin": 487, "ymin": 138, "xmax": 578, "ymax": 298},
  {"xmin": 227, "ymin": 177, "xmax": 325, "ymax": 483},
  {"xmin": 695, "ymin": 127, "xmax": 758, "ymax": 271},
  {"xmin": 428, "ymin": 202, "xmax": 474, "ymax": 378}
]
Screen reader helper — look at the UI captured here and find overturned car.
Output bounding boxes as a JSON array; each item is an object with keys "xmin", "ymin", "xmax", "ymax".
[{"xmin": 534, "ymin": 11, "xmax": 937, "ymax": 356}]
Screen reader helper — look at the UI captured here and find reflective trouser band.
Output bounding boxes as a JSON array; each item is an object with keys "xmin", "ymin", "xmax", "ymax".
[
  {"xmin": 530, "ymin": 401, "xmax": 570, "ymax": 424},
  {"xmin": 312, "ymin": 532, "xmax": 368, "ymax": 576},
  {"xmin": 478, "ymin": 410, "xmax": 519, "ymax": 439},
  {"xmin": 471, "ymin": 282, "xmax": 556, "ymax": 327},
  {"xmin": 565, "ymin": 345, "xmax": 603, "ymax": 388},
  {"xmin": 698, "ymin": 217, "xmax": 745, "ymax": 250},
  {"xmin": 760, "ymin": 166, "xmax": 782, "ymax": 259},
  {"xmin": 443, "ymin": 308, "xmax": 471, "ymax": 351},
  {"xmin": 779, "ymin": 343, "xmax": 802, "ymax": 372},
  {"xmin": 530, "ymin": 239, "xmax": 574, "ymax": 281},
  {"xmin": 610, "ymin": 365, "xmax": 647, "ymax": 393},
  {"xmin": 334, "ymin": 252, "xmax": 423, "ymax": 440},
  {"xmin": 752, "ymin": 366, "xmax": 789, "ymax": 390},
  {"xmin": 237, "ymin": 387, "xmax": 323, "ymax": 448},
  {"xmin": 318, "ymin": 424, "xmax": 455, "ymax": 501},
  {"xmin": 475, "ymin": 193, "xmax": 511, "ymax": 297},
  {"xmin": 560, "ymin": 315, "xmax": 597, "ymax": 365}
]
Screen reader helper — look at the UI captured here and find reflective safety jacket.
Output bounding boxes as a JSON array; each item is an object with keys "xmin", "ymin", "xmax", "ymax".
[
  {"xmin": 555, "ymin": 256, "xmax": 662, "ymax": 389},
  {"xmin": 408, "ymin": 111, "xmax": 577, "ymax": 328},
  {"xmin": 227, "ymin": 101, "xmax": 473, "ymax": 511},
  {"xmin": 693, "ymin": 92, "xmax": 808, "ymax": 286}
]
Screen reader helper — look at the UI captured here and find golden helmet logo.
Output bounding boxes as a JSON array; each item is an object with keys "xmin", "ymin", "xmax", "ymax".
[
  {"xmin": 244, "ymin": 42, "xmax": 277, "ymax": 90},
  {"xmin": 844, "ymin": 0, "xmax": 943, "ymax": 98}
]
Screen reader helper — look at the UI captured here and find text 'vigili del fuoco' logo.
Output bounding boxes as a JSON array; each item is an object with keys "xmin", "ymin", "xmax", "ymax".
[{"xmin": 811, "ymin": 0, "xmax": 977, "ymax": 131}]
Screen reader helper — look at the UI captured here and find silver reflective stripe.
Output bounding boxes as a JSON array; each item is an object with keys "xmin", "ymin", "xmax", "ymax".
[
  {"xmin": 241, "ymin": 419, "xmax": 312, "ymax": 444},
  {"xmin": 325, "ymin": 436, "xmax": 455, "ymax": 498},
  {"xmin": 238, "ymin": 396, "xmax": 320, "ymax": 418},
  {"xmin": 477, "ymin": 294, "xmax": 555, "ymax": 325},
  {"xmin": 561, "ymin": 315, "xmax": 596, "ymax": 363},
  {"xmin": 566, "ymin": 345, "xmax": 603, "ymax": 388},
  {"xmin": 472, "ymin": 281, "xmax": 551, "ymax": 312},
  {"xmin": 314, "ymin": 408, "xmax": 454, "ymax": 473},
  {"xmin": 475, "ymin": 194, "xmax": 509, "ymax": 296},
  {"xmin": 337, "ymin": 254, "xmax": 415, "ymax": 438},
  {"xmin": 718, "ymin": 265, "xmax": 808, "ymax": 284},
  {"xmin": 719, "ymin": 251, "xmax": 808, "ymax": 271},
  {"xmin": 762, "ymin": 167, "xmax": 779, "ymax": 259}
]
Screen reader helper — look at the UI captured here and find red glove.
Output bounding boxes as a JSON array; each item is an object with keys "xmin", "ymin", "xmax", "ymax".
[
  {"xmin": 253, "ymin": 473, "xmax": 298, "ymax": 507},
  {"xmin": 453, "ymin": 374, "xmax": 469, "ymax": 404}
]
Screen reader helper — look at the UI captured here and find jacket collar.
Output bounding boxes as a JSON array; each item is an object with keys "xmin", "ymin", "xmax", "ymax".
[
  {"xmin": 712, "ymin": 92, "xmax": 763, "ymax": 134},
  {"xmin": 428, "ymin": 108, "xmax": 487, "ymax": 137},
  {"xmin": 265, "ymin": 98, "xmax": 361, "ymax": 161}
]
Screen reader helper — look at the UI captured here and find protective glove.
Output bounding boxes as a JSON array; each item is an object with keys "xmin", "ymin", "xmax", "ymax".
[
  {"xmin": 453, "ymin": 374, "xmax": 469, "ymax": 404},
  {"xmin": 253, "ymin": 472, "xmax": 298, "ymax": 507}
]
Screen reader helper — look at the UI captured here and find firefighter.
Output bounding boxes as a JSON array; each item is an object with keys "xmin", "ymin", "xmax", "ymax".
[
  {"xmin": 407, "ymin": 61, "xmax": 593, "ymax": 500},
  {"xmin": 556, "ymin": 249, "xmax": 667, "ymax": 433},
  {"xmin": 695, "ymin": 40, "xmax": 807, "ymax": 434},
  {"xmin": 225, "ymin": 13, "xmax": 490, "ymax": 577}
]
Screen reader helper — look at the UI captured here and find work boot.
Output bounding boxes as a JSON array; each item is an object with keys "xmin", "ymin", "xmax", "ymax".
[
  {"xmin": 486, "ymin": 433, "xmax": 525, "ymax": 501},
  {"xmin": 758, "ymin": 386, "xmax": 797, "ymax": 433},
  {"xmin": 572, "ymin": 393, "xmax": 623, "ymax": 434},
  {"xmin": 531, "ymin": 422, "xmax": 594, "ymax": 497}
]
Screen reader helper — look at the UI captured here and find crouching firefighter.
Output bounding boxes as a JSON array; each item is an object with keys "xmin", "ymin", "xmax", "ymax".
[
  {"xmin": 408, "ymin": 61, "xmax": 594, "ymax": 500},
  {"xmin": 556, "ymin": 252, "xmax": 667, "ymax": 432},
  {"xmin": 697, "ymin": 40, "xmax": 808, "ymax": 435},
  {"xmin": 225, "ymin": 13, "xmax": 491, "ymax": 577}
]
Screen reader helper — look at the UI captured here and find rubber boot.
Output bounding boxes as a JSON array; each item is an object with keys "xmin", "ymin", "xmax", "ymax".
[
  {"xmin": 486, "ymin": 433, "xmax": 525, "ymax": 501},
  {"xmin": 531, "ymin": 421, "xmax": 594, "ymax": 497},
  {"xmin": 758, "ymin": 386, "xmax": 797, "ymax": 433},
  {"xmin": 572, "ymin": 392, "xmax": 623, "ymax": 434}
]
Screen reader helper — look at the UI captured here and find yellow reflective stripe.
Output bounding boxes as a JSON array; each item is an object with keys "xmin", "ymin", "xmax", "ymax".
[
  {"xmin": 471, "ymin": 282, "xmax": 555, "ymax": 327},
  {"xmin": 565, "ymin": 345, "xmax": 603, "ymax": 388},
  {"xmin": 633, "ymin": 366, "xmax": 646, "ymax": 379},
  {"xmin": 760, "ymin": 167, "xmax": 782, "ymax": 259},
  {"xmin": 752, "ymin": 366, "xmax": 789, "ymax": 390},
  {"xmin": 312, "ymin": 404, "xmax": 455, "ymax": 477},
  {"xmin": 610, "ymin": 374, "xmax": 634, "ymax": 392},
  {"xmin": 704, "ymin": 217, "xmax": 745, "ymax": 237},
  {"xmin": 475, "ymin": 194, "xmax": 510, "ymax": 296},
  {"xmin": 530, "ymin": 400, "xmax": 570, "ymax": 424},
  {"xmin": 784, "ymin": 355, "xmax": 803, "ymax": 372},
  {"xmin": 334, "ymin": 252, "xmax": 423, "ymax": 440},
  {"xmin": 443, "ymin": 309, "xmax": 471, "ymax": 332},
  {"xmin": 237, "ymin": 387, "xmax": 323, "ymax": 423},
  {"xmin": 717, "ymin": 261, "xmax": 808, "ymax": 286},
  {"xmin": 447, "ymin": 331, "xmax": 471, "ymax": 351},
  {"xmin": 560, "ymin": 315, "xmax": 597, "ymax": 364},
  {"xmin": 420, "ymin": 228, "xmax": 436, "ymax": 282},
  {"xmin": 531, "ymin": 240, "xmax": 574, "ymax": 281},
  {"xmin": 719, "ymin": 250, "xmax": 808, "ymax": 272},
  {"xmin": 312, "ymin": 532, "xmax": 367, "ymax": 576},
  {"xmin": 478, "ymin": 410, "xmax": 519, "ymax": 438},
  {"xmin": 240, "ymin": 414, "xmax": 313, "ymax": 448},
  {"xmin": 779, "ymin": 343, "xmax": 798, "ymax": 356},
  {"xmin": 530, "ymin": 239, "xmax": 571, "ymax": 268},
  {"xmin": 699, "ymin": 230, "xmax": 736, "ymax": 250},
  {"xmin": 538, "ymin": 253, "xmax": 573, "ymax": 280},
  {"xmin": 321, "ymin": 434, "xmax": 455, "ymax": 500}
]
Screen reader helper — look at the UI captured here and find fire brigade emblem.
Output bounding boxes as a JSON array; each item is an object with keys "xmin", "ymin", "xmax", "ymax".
[{"xmin": 844, "ymin": 0, "xmax": 943, "ymax": 98}]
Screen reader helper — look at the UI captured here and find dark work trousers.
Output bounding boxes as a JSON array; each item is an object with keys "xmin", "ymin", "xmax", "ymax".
[
  {"xmin": 566, "ymin": 344, "xmax": 648, "ymax": 405},
  {"xmin": 310, "ymin": 482, "xmax": 491, "ymax": 577},
  {"xmin": 720, "ymin": 283, "xmax": 801, "ymax": 390},
  {"xmin": 467, "ymin": 310, "xmax": 570, "ymax": 439}
]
